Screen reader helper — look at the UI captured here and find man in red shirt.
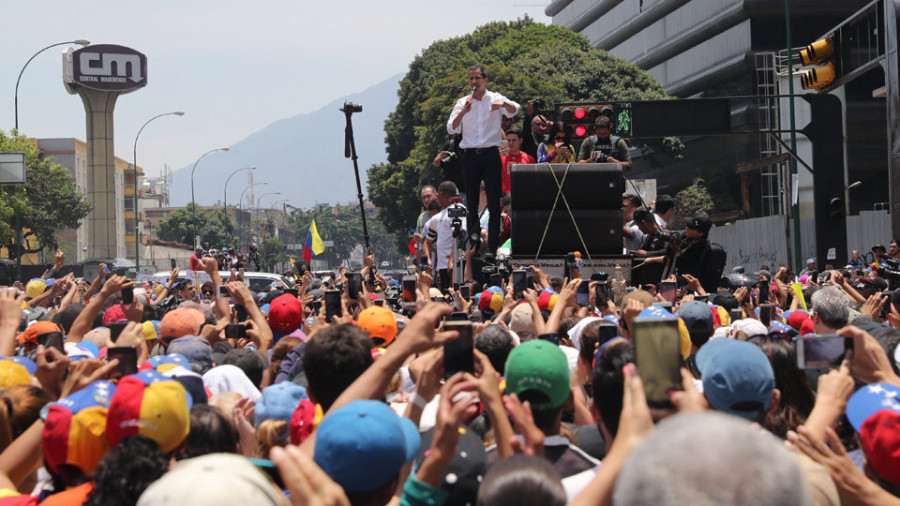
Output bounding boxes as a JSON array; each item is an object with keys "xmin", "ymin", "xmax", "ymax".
[{"xmin": 501, "ymin": 128, "xmax": 535, "ymax": 195}]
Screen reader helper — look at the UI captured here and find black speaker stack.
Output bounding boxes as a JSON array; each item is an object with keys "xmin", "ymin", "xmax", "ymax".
[{"xmin": 509, "ymin": 163, "xmax": 624, "ymax": 257}]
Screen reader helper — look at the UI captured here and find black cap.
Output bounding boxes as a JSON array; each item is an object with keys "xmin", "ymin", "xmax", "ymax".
[
  {"xmin": 685, "ymin": 215, "xmax": 712, "ymax": 234},
  {"xmin": 873, "ymin": 244, "xmax": 887, "ymax": 252}
]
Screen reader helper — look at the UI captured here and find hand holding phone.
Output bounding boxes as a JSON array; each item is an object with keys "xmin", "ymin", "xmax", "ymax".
[
  {"xmin": 633, "ymin": 316, "xmax": 681, "ymax": 408},
  {"xmin": 443, "ymin": 321, "xmax": 474, "ymax": 378},
  {"xmin": 325, "ymin": 289, "xmax": 342, "ymax": 321},
  {"xmin": 108, "ymin": 346, "xmax": 138, "ymax": 379},
  {"xmin": 37, "ymin": 331, "xmax": 65, "ymax": 354}
]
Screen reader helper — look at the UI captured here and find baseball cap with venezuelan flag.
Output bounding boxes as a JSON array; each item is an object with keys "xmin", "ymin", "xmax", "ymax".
[{"xmin": 105, "ymin": 370, "xmax": 192, "ymax": 454}]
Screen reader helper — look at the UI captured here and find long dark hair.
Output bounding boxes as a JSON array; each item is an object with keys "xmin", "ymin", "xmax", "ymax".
[{"xmin": 755, "ymin": 335, "xmax": 815, "ymax": 438}]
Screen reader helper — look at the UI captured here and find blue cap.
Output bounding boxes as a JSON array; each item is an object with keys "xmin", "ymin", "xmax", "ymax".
[
  {"xmin": 315, "ymin": 399, "xmax": 420, "ymax": 493},
  {"xmin": 637, "ymin": 305, "xmax": 677, "ymax": 320},
  {"xmin": 696, "ymin": 339, "xmax": 774, "ymax": 420},
  {"xmin": 846, "ymin": 383, "xmax": 900, "ymax": 431},
  {"xmin": 4, "ymin": 356, "xmax": 37, "ymax": 374},
  {"xmin": 255, "ymin": 382, "xmax": 307, "ymax": 427},
  {"xmin": 769, "ymin": 321, "xmax": 792, "ymax": 334},
  {"xmin": 145, "ymin": 353, "xmax": 191, "ymax": 370}
]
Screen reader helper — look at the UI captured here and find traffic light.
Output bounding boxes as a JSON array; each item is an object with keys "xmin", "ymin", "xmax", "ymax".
[
  {"xmin": 799, "ymin": 37, "xmax": 836, "ymax": 90},
  {"xmin": 826, "ymin": 197, "xmax": 845, "ymax": 222},
  {"xmin": 557, "ymin": 104, "xmax": 614, "ymax": 138}
]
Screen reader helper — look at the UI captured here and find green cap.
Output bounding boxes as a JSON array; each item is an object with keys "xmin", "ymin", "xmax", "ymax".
[{"xmin": 504, "ymin": 340, "xmax": 570, "ymax": 410}]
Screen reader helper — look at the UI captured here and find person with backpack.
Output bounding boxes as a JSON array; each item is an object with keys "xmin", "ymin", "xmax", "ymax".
[{"xmin": 577, "ymin": 116, "xmax": 631, "ymax": 170}]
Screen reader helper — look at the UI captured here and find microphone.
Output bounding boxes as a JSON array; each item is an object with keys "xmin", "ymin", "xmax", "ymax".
[{"xmin": 471, "ymin": 86, "xmax": 476, "ymax": 96}]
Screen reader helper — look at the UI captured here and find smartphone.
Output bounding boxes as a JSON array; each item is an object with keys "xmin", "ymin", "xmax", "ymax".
[
  {"xmin": 121, "ymin": 285, "xmax": 134, "ymax": 305},
  {"xmin": 694, "ymin": 294, "xmax": 709, "ymax": 303},
  {"xmin": 170, "ymin": 258, "xmax": 177, "ymax": 269},
  {"xmin": 576, "ymin": 280, "xmax": 590, "ymax": 306},
  {"xmin": 37, "ymin": 331, "xmax": 65, "ymax": 354},
  {"xmin": 449, "ymin": 311, "xmax": 468, "ymax": 321},
  {"xmin": 283, "ymin": 288, "xmax": 299, "ymax": 297},
  {"xmin": 107, "ymin": 321, "xmax": 129, "ymax": 343},
  {"xmin": 809, "ymin": 270, "xmax": 819, "ymax": 283},
  {"xmin": 402, "ymin": 275, "xmax": 417, "ymax": 310},
  {"xmin": 512, "ymin": 270, "xmax": 527, "ymax": 300},
  {"xmin": 490, "ymin": 273, "xmax": 503, "ymax": 288},
  {"xmin": 459, "ymin": 285, "xmax": 471, "ymax": 301},
  {"xmin": 632, "ymin": 316, "xmax": 682, "ymax": 408},
  {"xmin": 759, "ymin": 303, "xmax": 773, "ymax": 326},
  {"xmin": 324, "ymin": 289, "xmax": 342, "ymax": 320},
  {"xmin": 881, "ymin": 291, "xmax": 893, "ymax": 320},
  {"xmin": 107, "ymin": 346, "xmax": 138, "ymax": 378},
  {"xmin": 729, "ymin": 309, "xmax": 744, "ymax": 322},
  {"xmin": 348, "ymin": 272, "xmax": 362, "ymax": 300},
  {"xmin": 675, "ymin": 275, "xmax": 687, "ymax": 288},
  {"xmin": 595, "ymin": 282, "xmax": 609, "ymax": 306},
  {"xmin": 659, "ymin": 281, "xmax": 677, "ymax": 304},
  {"xmin": 234, "ymin": 305, "xmax": 249, "ymax": 322},
  {"xmin": 225, "ymin": 323, "xmax": 247, "ymax": 339},
  {"xmin": 794, "ymin": 334, "xmax": 852, "ymax": 369},
  {"xmin": 596, "ymin": 323, "xmax": 619, "ymax": 346},
  {"xmin": 373, "ymin": 292, "xmax": 385, "ymax": 307},
  {"xmin": 443, "ymin": 321, "xmax": 474, "ymax": 378},
  {"xmin": 434, "ymin": 296, "xmax": 446, "ymax": 303},
  {"xmin": 758, "ymin": 280, "xmax": 769, "ymax": 304},
  {"xmin": 217, "ymin": 284, "xmax": 230, "ymax": 299},
  {"xmin": 538, "ymin": 332, "xmax": 560, "ymax": 346}
]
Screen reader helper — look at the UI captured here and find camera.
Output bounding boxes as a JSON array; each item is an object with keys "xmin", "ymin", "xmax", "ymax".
[
  {"xmin": 442, "ymin": 151, "xmax": 458, "ymax": 165},
  {"xmin": 878, "ymin": 258, "xmax": 900, "ymax": 289},
  {"xmin": 340, "ymin": 102, "xmax": 362, "ymax": 113},
  {"xmin": 594, "ymin": 152, "xmax": 608, "ymax": 163},
  {"xmin": 447, "ymin": 204, "xmax": 467, "ymax": 219},
  {"xmin": 532, "ymin": 98, "xmax": 544, "ymax": 109}
]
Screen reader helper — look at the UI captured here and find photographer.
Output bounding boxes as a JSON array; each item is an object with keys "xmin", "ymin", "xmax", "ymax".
[
  {"xmin": 577, "ymin": 116, "xmax": 631, "ymax": 170},
  {"xmin": 629, "ymin": 209, "xmax": 676, "ymax": 287},
  {"xmin": 423, "ymin": 181, "xmax": 467, "ymax": 291},
  {"xmin": 433, "ymin": 136, "xmax": 464, "ymax": 194}
]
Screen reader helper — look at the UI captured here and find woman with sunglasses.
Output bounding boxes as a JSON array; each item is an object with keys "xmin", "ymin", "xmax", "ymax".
[{"xmin": 537, "ymin": 124, "xmax": 575, "ymax": 163}]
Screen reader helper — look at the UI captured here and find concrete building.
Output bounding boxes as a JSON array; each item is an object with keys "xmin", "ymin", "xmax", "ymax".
[
  {"xmin": 545, "ymin": 0, "xmax": 873, "ymax": 219},
  {"xmin": 36, "ymin": 138, "xmax": 141, "ymax": 263}
]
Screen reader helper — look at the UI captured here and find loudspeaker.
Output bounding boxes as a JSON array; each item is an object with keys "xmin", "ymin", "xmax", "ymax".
[
  {"xmin": 510, "ymin": 163, "xmax": 624, "ymax": 209},
  {"xmin": 511, "ymin": 209, "xmax": 623, "ymax": 256}
]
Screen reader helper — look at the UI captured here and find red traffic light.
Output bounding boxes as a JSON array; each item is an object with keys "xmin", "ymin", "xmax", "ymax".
[
  {"xmin": 575, "ymin": 125, "xmax": 587, "ymax": 137},
  {"xmin": 574, "ymin": 108, "xmax": 586, "ymax": 119}
]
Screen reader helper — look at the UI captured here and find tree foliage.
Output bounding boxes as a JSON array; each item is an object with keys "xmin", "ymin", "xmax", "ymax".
[
  {"xmin": 157, "ymin": 204, "xmax": 237, "ymax": 248},
  {"xmin": 288, "ymin": 203, "xmax": 402, "ymax": 266},
  {"xmin": 0, "ymin": 131, "xmax": 91, "ymax": 255},
  {"xmin": 369, "ymin": 17, "xmax": 675, "ymax": 252},
  {"xmin": 672, "ymin": 180, "xmax": 716, "ymax": 229},
  {"xmin": 260, "ymin": 236, "xmax": 287, "ymax": 272}
]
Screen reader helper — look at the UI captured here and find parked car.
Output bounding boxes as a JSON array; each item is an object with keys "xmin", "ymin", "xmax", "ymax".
[{"xmin": 144, "ymin": 271, "xmax": 294, "ymax": 293}]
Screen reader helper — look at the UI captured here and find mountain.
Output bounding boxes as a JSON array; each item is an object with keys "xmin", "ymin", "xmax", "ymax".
[{"xmin": 170, "ymin": 74, "xmax": 403, "ymax": 208}]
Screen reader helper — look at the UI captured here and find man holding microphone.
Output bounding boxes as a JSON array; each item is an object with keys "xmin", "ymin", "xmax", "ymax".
[{"xmin": 447, "ymin": 65, "xmax": 519, "ymax": 256}]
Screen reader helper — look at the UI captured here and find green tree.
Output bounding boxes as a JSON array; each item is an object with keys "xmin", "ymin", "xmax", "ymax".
[
  {"xmin": 289, "ymin": 203, "xmax": 402, "ymax": 267},
  {"xmin": 0, "ymin": 130, "xmax": 91, "ymax": 256},
  {"xmin": 369, "ymin": 17, "xmax": 677, "ymax": 253},
  {"xmin": 157, "ymin": 203, "xmax": 237, "ymax": 249},
  {"xmin": 672, "ymin": 179, "xmax": 716, "ymax": 229},
  {"xmin": 260, "ymin": 236, "xmax": 287, "ymax": 272}
]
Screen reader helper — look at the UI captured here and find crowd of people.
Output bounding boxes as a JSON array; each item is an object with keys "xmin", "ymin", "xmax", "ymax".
[{"xmin": 0, "ymin": 224, "xmax": 895, "ymax": 505}]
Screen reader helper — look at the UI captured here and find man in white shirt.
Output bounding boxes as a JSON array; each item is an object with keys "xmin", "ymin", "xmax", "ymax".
[
  {"xmin": 622, "ymin": 194, "xmax": 645, "ymax": 251},
  {"xmin": 424, "ymin": 181, "xmax": 467, "ymax": 291},
  {"xmin": 447, "ymin": 65, "xmax": 518, "ymax": 257}
]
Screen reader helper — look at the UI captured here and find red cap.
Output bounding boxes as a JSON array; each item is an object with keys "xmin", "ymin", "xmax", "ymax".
[
  {"xmin": 267, "ymin": 294, "xmax": 303, "ymax": 334},
  {"xmin": 860, "ymin": 410, "xmax": 900, "ymax": 486}
]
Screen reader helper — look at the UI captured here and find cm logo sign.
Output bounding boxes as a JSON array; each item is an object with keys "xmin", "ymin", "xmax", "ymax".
[{"xmin": 64, "ymin": 44, "xmax": 147, "ymax": 93}]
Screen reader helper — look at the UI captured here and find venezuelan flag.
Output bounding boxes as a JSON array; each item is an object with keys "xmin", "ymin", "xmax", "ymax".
[{"xmin": 302, "ymin": 219, "xmax": 326, "ymax": 263}]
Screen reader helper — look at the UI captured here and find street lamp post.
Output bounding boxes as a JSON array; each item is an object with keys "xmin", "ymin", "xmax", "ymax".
[
  {"xmin": 190, "ymin": 147, "xmax": 230, "ymax": 248},
  {"xmin": 15, "ymin": 39, "xmax": 90, "ymax": 132},
  {"xmin": 133, "ymin": 111, "xmax": 184, "ymax": 272},
  {"xmin": 238, "ymin": 182, "xmax": 267, "ymax": 251}
]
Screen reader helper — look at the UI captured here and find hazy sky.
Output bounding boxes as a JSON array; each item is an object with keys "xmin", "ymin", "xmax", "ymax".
[{"xmin": 2, "ymin": 1, "xmax": 550, "ymax": 177}]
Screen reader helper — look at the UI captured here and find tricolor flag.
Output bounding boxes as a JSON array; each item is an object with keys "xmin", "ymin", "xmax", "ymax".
[{"xmin": 302, "ymin": 219, "xmax": 326, "ymax": 263}]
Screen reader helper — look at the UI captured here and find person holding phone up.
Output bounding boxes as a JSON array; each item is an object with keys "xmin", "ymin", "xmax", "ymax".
[{"xmin": 537, "ymin": 124, "xmax": 576, "ymax": 164}]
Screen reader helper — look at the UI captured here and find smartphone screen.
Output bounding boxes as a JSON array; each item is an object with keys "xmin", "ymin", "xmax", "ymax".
[
  {"xmin": 443, "ymin": 321, "xmax": 474, "ymax": 378},
  {"xmin": 37, "ymin": 331, "xmax": 65, "ymax": 354},
  {"xmin": 107, "ymin": 321, "xmax": 129, "ymax": 343},
  {"xmin": 402, "ymin": 275, "xmax": 417, "ymax": 309},
  {"xmin": 794, "ymin": 334, "xmax": 852, "ymax": 369},
  {"xmin": 632, "ymin": 317, "xmax": 681, "ymax": 408},
  {"xmin": 449, "ymin": 311, "xmax": 468, "ymax": 321},
  {"xmin": 217, "ymin": 284, "xmax": 230, "ymax": 299},
  {"xmin": 881, "ymin": 291, "xmax": 893, "ymax": 320},
  {"xmin": 170, "ymin": 258, "xmax": 177, "ymax": 269},
  {"xmin": 758, "ymin": 280, "xmax": 769, "ymax": 304},
  {"xmin": 489, "ymin": 273, "xmax": 503, "ymax": 288},
  {"xmin": 225, "ymin": 324, "xmax": 247, "ymax": 339},
  {"xmin": 595, "ymin": 282, "xmax": 608, "ymax": 306},
  {"xmin": 729, "ymin": 309, "xmax": 744, "ymax": 322},
  {"xmin": 512, "ymin": 270, "xmax": 527, "ymax": 300},
  {"xmin": 660, "ymin": 281, "xmax": 677, "ymax": 303},
  {"xmin": 121, "ymin": 286, "xmax": 134, "ymax": 305},
  {"xmin": 348, "ymin": 272, "xmax": 362, "ymax": 300},
  {"xmin": 108, "ymin": 346, "xmax": 138, "ymax": 379},
  {"xmin": 324, "ymin": 289, "xmax": 342, "ymax": 320},
  {"xmin": 576, "ymin": 281, "xmax": 590, "ymax": 307},
  {"xmin": 538, "ymin": 332, "xmax": 560, "ymax": 346},
  {"xmin": 759, "ymin": 303, "xmax": 773, "ymax": 326},
  {"xmin": 459, "ymin": 285, "xmax": 471, "ymax": 301}
]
